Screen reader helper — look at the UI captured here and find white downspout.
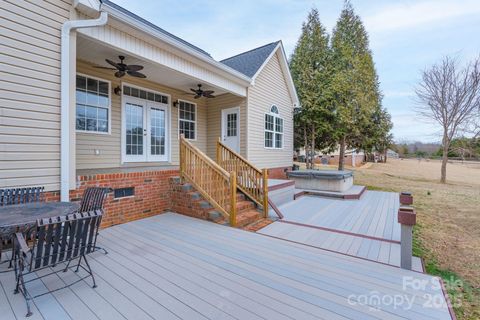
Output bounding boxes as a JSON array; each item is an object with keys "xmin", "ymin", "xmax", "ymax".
[{"xmin": 60, "ymin": 11, "xmax": 108, "ymax": 201}]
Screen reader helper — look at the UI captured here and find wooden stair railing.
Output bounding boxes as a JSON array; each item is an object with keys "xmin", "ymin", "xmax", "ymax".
[
  {"xmin": 179, "ymin": 135, "xmax": 238, "ymax": 226},
  {"xmin": 216, "ymin": 138, "xmax": 268, "ymax": 218}
]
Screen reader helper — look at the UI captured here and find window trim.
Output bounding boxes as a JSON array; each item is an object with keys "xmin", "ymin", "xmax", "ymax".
[
  {"xmin": 120, "ymin": 81, "xmax": 171, "ymax": 164},
  {"xmin": 264, "ymin": 106, "xmax": 284, "ymax": 150},
  {"xmin": 177, "ymin": 99, "xmax": 197, "ymax": 141},
  {"xmin": 75, "ymin": 73, "xmax": 112, "ymax": 135}
]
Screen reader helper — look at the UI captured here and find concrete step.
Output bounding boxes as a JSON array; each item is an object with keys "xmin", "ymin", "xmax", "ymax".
[
  {"xmin": 208, "ymin": 210, "xmax": 228, "ymax": 225},
  {"xmin": 181, "ymin": 183, "xmax": 193, "ymax": 192}
]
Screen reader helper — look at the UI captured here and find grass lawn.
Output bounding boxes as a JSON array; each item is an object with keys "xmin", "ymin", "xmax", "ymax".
[{"xmin": 350, "ymin": 158, "xmax": 480, "ymax": 320}]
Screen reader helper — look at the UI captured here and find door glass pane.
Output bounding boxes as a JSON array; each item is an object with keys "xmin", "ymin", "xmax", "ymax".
[
  {"xmin": 227, "ymin": 113, "xmax": 237, "ymax": 137},
  {"xmin": 150, "ymin": 108, "xmax": 165, "ymax": 156},
  {"xmin": 126, "ymin": 103, "xmax": 144, "ymax": 155}
]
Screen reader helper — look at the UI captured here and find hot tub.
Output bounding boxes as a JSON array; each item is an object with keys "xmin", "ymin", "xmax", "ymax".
[{"xmin": 287, "ymin": 170, "xmax": 354, "ymax": 192}]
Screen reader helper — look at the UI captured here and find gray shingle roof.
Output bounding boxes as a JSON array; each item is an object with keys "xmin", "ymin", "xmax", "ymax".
[
  {"xmin": 101, "ymin": 0, "xmax": 211, "ymax": 57},
  {"xmin": 220, "ymin": 41, "xmax": 280, "ymax": 78}
]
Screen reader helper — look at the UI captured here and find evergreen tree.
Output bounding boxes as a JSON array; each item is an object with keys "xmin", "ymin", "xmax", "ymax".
[
  {"xmin": 331, "ymin": 1, "xmax": 382, "ymax": 170},
  {"xmin": 290, "ymin": 8, "xmax": 334, "ymax": 169}
]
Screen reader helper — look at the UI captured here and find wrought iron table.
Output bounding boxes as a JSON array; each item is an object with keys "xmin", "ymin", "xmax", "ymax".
[{"xmin": 0, "ymin": 202, "xmax": 79, "ymax": 262}]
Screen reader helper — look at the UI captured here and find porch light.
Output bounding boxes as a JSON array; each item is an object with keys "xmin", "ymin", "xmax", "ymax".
[
  {"xmin": 173, "ymin": 101, "xmax": 179, "ymax": 107},
  {"xmin": 113, "ymin": 85, "xmax": 122, "ymax": 95}
]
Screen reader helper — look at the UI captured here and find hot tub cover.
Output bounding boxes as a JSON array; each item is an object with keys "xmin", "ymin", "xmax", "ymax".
[{"xmin": 287, "ymin": 170, "xmax": 353, "ymax": 180}]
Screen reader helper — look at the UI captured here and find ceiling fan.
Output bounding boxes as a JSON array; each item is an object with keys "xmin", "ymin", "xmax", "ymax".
[
  {"xmin": 94, "ymin": 55, "xmax": 146, "ymax": 78},
  {"xmin": 190, "ymin": 84, "xmax": 215, "ymax": 99}
]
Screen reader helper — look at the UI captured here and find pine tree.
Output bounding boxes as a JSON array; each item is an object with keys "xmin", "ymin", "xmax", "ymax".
[
  {"xmin": 290, "ymin": 8, "xmax": 334, "ymax": 169},
  {"xmin": 331, "ymin": 0, "xmax": 382, "ymax": 170}
]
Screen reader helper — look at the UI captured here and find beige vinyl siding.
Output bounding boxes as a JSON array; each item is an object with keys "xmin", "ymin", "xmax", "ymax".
[
  {"xmin": 206, "ymin": 94, "xmax": 247, "ymax": 159},
  {"xmin": 0, "ymin": 0, "xmax": 70, "ymax": 191},
  {"xmin": 76, "ymin": 60, "xmax": 207, "ymax": 169},
  {"xmin": 246, "ymin": 51, "xmax": 294, "ymax": 169}
]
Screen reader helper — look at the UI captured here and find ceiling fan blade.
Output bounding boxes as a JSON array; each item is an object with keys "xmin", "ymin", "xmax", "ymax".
[
  {"xmin": 194, "ymin": 94, "xmax": 202, "ymax": 99},
  {"xmin": 94, "ymin": 66, "xmax": 118, "ymax": 70},
  {"xmin": 115, "ymin": 71, "xmax": 125, "ymax": 78},
  {"xmin": 127, "ymin": 70, "xmax": 147, "ymax": 78},
  {"xmin": 106, "ymin": 59, "xmax": 121, "ymax": 69},
  {"xmin": 126, "ymin": 64, "xmax": 144, "ymax": 72},
  {"xmin": 190, "ymin": 88, "xmax": 199, "ymax": 93},
  {"xmin": 204, "ymin": 94, "xmax": 216, "ymax": 98},
  {"xmin": 202, "ymin": 90, "xmax": 214, "ymax": 95}
]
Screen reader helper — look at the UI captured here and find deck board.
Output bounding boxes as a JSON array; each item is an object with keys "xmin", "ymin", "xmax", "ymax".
[
  {"xmin": 274, "ymin": 191, "xmax": 401, "ymax": 241},
  {"xmin": 260, "ymin": 190, "xmax": 420, "ymax": 269},
  {"xmin": 0, "ymin": 213, "xmax": 450, "ymax": 320}
]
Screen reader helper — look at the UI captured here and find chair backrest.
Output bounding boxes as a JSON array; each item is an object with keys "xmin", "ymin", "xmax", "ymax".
[
  {"xmin": 27, "ymin": 210, "xmax": 103, "ymax": 271},
  {"xmin": 78, "ymin": 187, "xmax": 110, "ymax": 213},
  {"xmin": 0, "ymin": 187, "xmax": 45, "ymax": 206}
]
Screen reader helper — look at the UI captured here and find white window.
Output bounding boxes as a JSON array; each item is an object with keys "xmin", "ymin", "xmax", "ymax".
[
  {"xmin": 178, "ymin": 100, "xmax": 196, "ymax": 140},
  {"xmin": 76, "ymin": 74, "xmax": 110, "ymax": 133},
  {"xmin": 265, "ymin": 105, "xmax": 283, "ymax": 149}
]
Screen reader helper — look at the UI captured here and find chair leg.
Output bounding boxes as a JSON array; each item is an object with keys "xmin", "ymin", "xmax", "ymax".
[
  {"xmin": 63, "ymin": 258, "xmax": 72, "ymax": 273},
  {"xmin": 82, "ymin": 255, "xmax": 97, "ymax": 288},
  {"xmin": 20, "ymin": 274, "xmax": 32, "ymax": 317},
  {"xmin": 94, "ymin": 246, "xmax": 108, "ymax": 255},
  {"xmin": 15, "ymin": 267, "xmax": 32, "ymax": 317},
  {"xmin": 75, "ymin": 255, "xmax": 83, "ymax": 273}
]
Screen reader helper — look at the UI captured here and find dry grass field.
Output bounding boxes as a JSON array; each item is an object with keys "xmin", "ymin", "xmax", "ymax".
[{"xmin": 352, "ymin": 159, "xmax": 480, "ymax": 319}]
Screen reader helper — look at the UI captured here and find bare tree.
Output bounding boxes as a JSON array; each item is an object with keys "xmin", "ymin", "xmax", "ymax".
[{"xmin": 415, "ymin": 56, "xmax": 480, "ymax": 183}]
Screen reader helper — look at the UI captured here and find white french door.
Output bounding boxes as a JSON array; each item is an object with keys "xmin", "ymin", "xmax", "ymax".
[{"xmin": 123, "ymin": 96, "xmax": 169, "ymax": 162}]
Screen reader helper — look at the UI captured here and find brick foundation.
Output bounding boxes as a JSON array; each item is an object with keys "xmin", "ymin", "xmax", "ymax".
[
  {"xmin": 43, "ymin": 169, "xmax": 179, "ymax": 228},
  {"xmin": 41, "ymin": 167, "xmax": 266, "ymax": 229},
  {"xmin": 267, "ymin": 166, "xmax": 292, "ymax": 179}
]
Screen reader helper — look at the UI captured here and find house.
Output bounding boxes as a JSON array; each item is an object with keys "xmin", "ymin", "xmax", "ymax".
[
  {"xmin": 387, "ymin": 148, "xmax": 400, "ymax": 159},
  {"xmin": 1, "ymin": 0, "xmax": 298, "ymax": 226}
]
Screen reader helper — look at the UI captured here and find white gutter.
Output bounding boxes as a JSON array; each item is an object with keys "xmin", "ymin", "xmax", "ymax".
[
  {"xmin": 60, "ymin": 11, "xmax": 108, "ymax": 201},
  {"xmin": 100, "ymin": 3, "xmax": 252, "ymax": 86}
]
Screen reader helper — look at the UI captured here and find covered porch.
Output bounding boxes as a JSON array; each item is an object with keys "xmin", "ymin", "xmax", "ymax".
[
  {"xmin": 0, "ymin": 213, "xmax": 453, "ymax": 320},
  {"xmin": 72, "ymin": 33, "xmax": 247, "ymax": 177}
]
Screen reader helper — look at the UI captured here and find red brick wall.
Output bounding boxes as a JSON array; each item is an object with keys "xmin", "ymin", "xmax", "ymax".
[
  {"xmin": 43, "ymin": 169, "xmax": 179, "ymax": 228},
  {"xmin": 169, "ymin": 177, "xmax": 212, "ymax": 220}
]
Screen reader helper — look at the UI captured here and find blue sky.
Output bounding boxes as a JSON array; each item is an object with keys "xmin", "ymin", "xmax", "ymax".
[{"xmin": 111, "ymin": 0, "xmax": 480, "ymax": 143}]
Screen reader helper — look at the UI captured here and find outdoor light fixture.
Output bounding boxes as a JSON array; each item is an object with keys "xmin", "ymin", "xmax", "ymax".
[
  {"xmin": 173, "ymin": 101, "xmax": 179, "ymax": 107},
  {"xmin": 113, "ymin": 85, "xmax": 122, "ymax": 95}
]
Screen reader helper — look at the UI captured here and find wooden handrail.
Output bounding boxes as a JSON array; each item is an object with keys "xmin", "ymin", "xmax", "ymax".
[
  {"xmin": 216, "ymin": 138, "xmax": 269, "ymax": 218},
  {"xmin": 179, "ymin": 135, "xmax": 237, "ymax": 226}
]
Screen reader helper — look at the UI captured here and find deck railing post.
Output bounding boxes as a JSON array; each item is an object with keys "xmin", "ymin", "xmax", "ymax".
[
  {"xmin": 398, "ymin": 205, "xmax": 416, "ymax": 270},
  {"xmin": 230, "ymin": 172, "xmax": 237, "ymax": 227},
  {"xmin": 262, "ymin": 168, "xmax": 268, "ymax": 218},
  {"xmin": 216, "ymin": 137, "xmax": 221, "ymax": 164},
  {"xmin": 179, "ymin": 134, "xmax": 184, "ymax": 178}
]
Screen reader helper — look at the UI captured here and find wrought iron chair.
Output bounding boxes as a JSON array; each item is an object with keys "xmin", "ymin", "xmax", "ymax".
[
  {"xmin": 0, "ymin": 187, "xmax": 45, "ymax": 264},
  {"xmin": 76, "ymin": 187, "xmax": 111, "ymax": 254},
  {"xmin": 12, "ymin": 211, "xmax": 102, "ymax": 317},
  {"xmin": 0, "ymin": 187, "xmax": 45, "ymax": 206}
]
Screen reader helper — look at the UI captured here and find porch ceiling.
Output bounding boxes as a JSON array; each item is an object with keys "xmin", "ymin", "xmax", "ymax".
[{"xmin": 77, "ymin": 34, "xmax": 230, "ymax": 96}]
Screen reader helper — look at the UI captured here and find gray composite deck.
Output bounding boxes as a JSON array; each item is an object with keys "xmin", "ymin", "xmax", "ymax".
[
  {"xmin": 0, "ymin": 213, "xmax": 451, "ymax": 320},
  {"xmin": 268, "ymin": 191, "xmax": 401, "ymax": 241},
  {"xmin": 259, "ymin": 220, "xmax": 423, "ymax": 271},
  {"xmin": 261, "ymin": 190, "xmax": 422, "ymax": 270}
]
